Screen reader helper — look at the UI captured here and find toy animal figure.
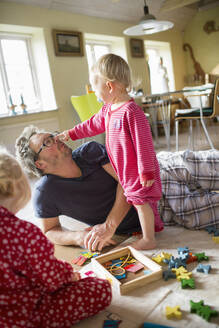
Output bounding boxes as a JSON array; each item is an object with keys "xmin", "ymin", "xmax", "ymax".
[{"xmin": 183, "ymin": 43, "xmax": 205, "ymax": 84}]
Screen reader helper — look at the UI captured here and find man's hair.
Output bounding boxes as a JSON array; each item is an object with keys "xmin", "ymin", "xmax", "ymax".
[
  {"xmin": 15, "ymin": 125, "xmax": 45, "ymax": 177},
  {"xmin": 92, "ymin": 53, "xmax": 132, "ymax": 91}
]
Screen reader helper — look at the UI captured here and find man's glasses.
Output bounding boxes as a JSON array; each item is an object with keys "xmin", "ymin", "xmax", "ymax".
[{"xmin": 34, "ymin": 133, "xmax": 58, "ymax": 161}]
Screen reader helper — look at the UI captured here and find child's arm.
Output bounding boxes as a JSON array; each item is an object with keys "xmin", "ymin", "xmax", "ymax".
[
  {"xmin": 24, "ymin": 223, "xmax": 80, "ymax": 292},
  {"xmin": 56, "ymin": 105, "xmax": 106, "ymax": 142}
]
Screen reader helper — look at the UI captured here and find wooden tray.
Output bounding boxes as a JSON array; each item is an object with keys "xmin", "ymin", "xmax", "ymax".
[{"xmin": 92, "ymin": 246, "xmax": 162, "ymax": 295}]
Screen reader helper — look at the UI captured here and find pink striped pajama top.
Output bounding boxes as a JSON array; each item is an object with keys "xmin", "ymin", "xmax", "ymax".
[{"xmin": 69, "ymin": 99, "xmax": 163, "ymax": 231}]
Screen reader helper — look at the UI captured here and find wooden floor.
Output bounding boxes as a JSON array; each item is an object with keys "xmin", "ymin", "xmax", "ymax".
[{"xmin": 154, "ymin": 118, "xmax": 219, "ymax": 153}]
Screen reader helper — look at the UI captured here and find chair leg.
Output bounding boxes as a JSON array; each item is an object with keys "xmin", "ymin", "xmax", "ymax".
[
  {"xmin": 200, "ymin": 117, "xmax": 214, "ymax": 149},
  {"xmin": 188, "ymin": 120, "xmax": 194, "ymax": 150},
  {"xmin": 175, "ymin": 120, "xmax": 179, "ymax": 151}
]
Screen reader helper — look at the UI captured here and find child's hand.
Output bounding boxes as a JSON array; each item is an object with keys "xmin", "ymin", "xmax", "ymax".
[
  {"xmin": 72, "ymin": 271, "xmax": 81, "ymax": 281},
  {"xmin": 141, "ymin": 179, "xmax": 154, "ymax": 187},
  {"xmin": 55, "ymin": 130, "xmax": 70, "ymax": 142}
]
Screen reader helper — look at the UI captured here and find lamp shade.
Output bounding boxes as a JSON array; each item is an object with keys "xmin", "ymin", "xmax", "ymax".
[{"xmin": 123, "ymin": 4, "xmax": 174, "ymax": 35}]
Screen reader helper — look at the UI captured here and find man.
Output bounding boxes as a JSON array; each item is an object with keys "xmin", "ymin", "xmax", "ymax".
[{"xmin": 16, "ymin": 126, "xmax": 141, "ymax": 251}]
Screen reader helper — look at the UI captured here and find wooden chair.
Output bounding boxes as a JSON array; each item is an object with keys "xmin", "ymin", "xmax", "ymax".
[
  {"xmin": 71, "ymin": 93, "xmax": 102, "ymax": 122},
  {"xmin": 175, "ymin": 79, "xmax": 219, "ymax": 151}
]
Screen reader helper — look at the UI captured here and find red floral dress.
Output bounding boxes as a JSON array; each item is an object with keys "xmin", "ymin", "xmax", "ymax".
[{"xmin": 0, "ymin": 206, "xmax": 111, "ymax": 328}]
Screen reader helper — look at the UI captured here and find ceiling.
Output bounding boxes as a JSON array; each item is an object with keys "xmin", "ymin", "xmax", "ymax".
[{"xmin": 2, "ymin": 0, "xmax": 219, "ymax": 32}]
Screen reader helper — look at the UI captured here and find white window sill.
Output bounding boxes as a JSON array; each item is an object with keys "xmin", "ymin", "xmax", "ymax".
[{"xmin": 0, "ymin": 108, "xmax": 58, "ymax": 120}]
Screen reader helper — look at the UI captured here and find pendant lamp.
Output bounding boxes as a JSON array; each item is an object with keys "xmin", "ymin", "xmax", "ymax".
[{"xmin": 123, "ymin": 0, "xmax": 174, "ymax": 35}]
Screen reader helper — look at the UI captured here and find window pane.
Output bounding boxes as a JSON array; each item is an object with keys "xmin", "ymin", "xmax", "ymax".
[
  {"xmin": 93, "ymin": 45, "xmax": 109, "ymax": 62},
  {"xmin": 85, "ymin": 44, "xmax": 94, "ymax": 71},
  {"xmin": 0, "ymin": 74, "xmax": 8, "ymax": 115},
  {"xmin": 1, "ymin": 39, "xmax": 39, "ymax": 113}
]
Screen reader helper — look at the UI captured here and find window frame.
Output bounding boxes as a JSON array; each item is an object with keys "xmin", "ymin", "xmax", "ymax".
[
  {"xmin": 0, "ymin": 32, "xmax": 41, "ymax": 117},
  {"xmin": 85, "ymin": 40, "xmax": 111, "ymax": 70}
]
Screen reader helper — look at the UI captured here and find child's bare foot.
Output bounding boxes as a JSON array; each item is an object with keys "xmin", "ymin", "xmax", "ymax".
[{"xmin": 129, "ymin": 238, "xmax": 156, "ymax": 250}]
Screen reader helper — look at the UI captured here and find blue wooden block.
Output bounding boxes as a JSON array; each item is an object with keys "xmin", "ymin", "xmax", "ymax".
[
  {"xmin": 143, "ymin": 323, "xmax": 173, "ymax": 328},
  {"xmin": 177, "ymin": 246, "xmax": 189, "ymax": 254},
  {"xmin": 103, "ymin": 319, "xmax": 121, "ymax": 327},
  {"xmin": 196, "ymin": 264, "xmax": 211, "ymax": 274},
  {"xmin": 205, "ymin": 226, "xmax": 217, "ymax": 234},
  {"xmin": 163, "ymin": 269, "xmax": 176, "ymax": 281}
]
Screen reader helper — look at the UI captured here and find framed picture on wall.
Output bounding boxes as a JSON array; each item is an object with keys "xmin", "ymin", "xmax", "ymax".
[
  {"xmin": 130, "ymin": 38, "xmax": 144, "ymax": 58},
  {"xmin": 52, "ymin": 30, "xmax": 84, "ymax": 56}
]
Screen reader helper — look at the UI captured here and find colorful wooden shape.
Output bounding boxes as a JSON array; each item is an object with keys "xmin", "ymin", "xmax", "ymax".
[
  {"xmin": 190, "ymin": 300, "xmax": 219, "ymax": 322},
  {"xmin": 162, "ymin": 270, "xmax": 176, "ymax": 281},
  {"xmin": 212, "ymin": 236, "xmax": 219, "ymax": 243},
  {"xmin": 143, "ymin": 323, "xmax": 173, "ymax": 328},
  {"xmin": 172, "ymin": 266, "xmax": 188, "ymax": 276},
  {"xmin": 103, "ymin": 319, "xmax": 121, "ymax": 327},
  {"xmin": 196, "ymin": 264, "xmax": 211, "ymax": 274},
  {"xmin": 181, "ymin": 278, "xmax": 195, "ymax": 289},
  {"xmin": 186, "ymin": 252, "xmax": 197, "ymax": 264},
  {"xmin": 165, "ymin": 305, "xmax": 182, "ymax": 320},
  {"xmin": 205, "ymin": 226, "xmax": 217, "ymax": 234},
  {"xmin": 194, "ymin": 252, "xmax": 209, "ymax": 262}
]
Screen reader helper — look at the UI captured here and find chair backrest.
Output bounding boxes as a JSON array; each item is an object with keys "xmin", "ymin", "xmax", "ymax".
[
  {"xmin": 212, "ymin": 78, "xmax": 219, "ymax": 116},
  {"xmin": 71, "ymin": 93, "xmax": 103, "ymax": 122}
]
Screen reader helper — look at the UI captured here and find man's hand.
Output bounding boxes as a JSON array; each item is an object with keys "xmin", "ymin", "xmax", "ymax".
[
  {"xmin": 141, "ymin": 179, "xmax": 154, "ymax": 187},
  {"xmin": 84, "ymin": 223, "xmax": 117, "ymax": 251}
]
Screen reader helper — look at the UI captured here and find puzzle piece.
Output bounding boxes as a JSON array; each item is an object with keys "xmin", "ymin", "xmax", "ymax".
[
  {"xmin": 162, "ymin": 269, "xmax": 176, "ymax": 281},
  {"xmin": 143, "ymin": 323, "xmax": 173, "ymax": 328},
  {"xmin": 114, "ymin": 273, "xmax": 126, "ymax": 280},
  {"xmin": 181, "ymin": 278, "xmax": 195, "ymax": 289},
  {"xmin": 152, "ymin": 254, "xmax": 163, "ymax": 264},
  {"xmin": 176, "ymin": 272, "xmax": 192, "ymax": 281},
  {"xmin": 186, "ymin": 252, "xmax": 198, "ymax": 264},
  {"xmin": 172, "ymin": 266, "xmax": 188, "ymax": 276},
  {"xmin": 212, "ymin": 236, "xmax": 219, "ymax": 243},
  {"xmin": 194, "ymin": 252, "xmax": 209, "ymax": 262},
  {"xmin": 214, "ymin": 229, "xmax": 219, "ymax": 236},
  {"xmin": 143, "ymin": 270, "xmax": 152, "ymax": 275},
  {"xmin": 168, "ymin": 256, "xmax": 186, "ymax": 269},
  {"xmin": 177, "ymin": 246, "xmax": 189, "ymax": 254},
  {"xmin": 103, "ymin": 319, "xmax": 121, "ymax": 327},
  {"xmin": 125, "ymin": 263, "xmax": 144, "ymax": 273},
  {"xmin": 165, "ymin": 305, "xmax": 182, "ymax": 320},
  {"xmin": 190, "ymin": 300, "xmax": 219, "ymax": 322},
  {"xmin": 205, "ymin": 226, "xmax": 217, "ymax": 234},
  {"xmin": 196, "ymin": 264, "xmax": 211, "ymax": 274}
]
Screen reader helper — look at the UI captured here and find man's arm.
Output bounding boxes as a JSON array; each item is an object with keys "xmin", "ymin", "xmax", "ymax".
[
  {"xmin": 84, "ymin": 162, "xmax": 132, "ymax": 251},
  {"xmin": 39, "ymin": 217, "xmax": 89, "ymax": 247}
]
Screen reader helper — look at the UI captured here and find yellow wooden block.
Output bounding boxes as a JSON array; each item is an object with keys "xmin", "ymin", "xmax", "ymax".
[
  {"xmin": 172, "ymin": 266, "xmax": 188, "ymax": 276},
  {"xmin": 166, "ymin": 305, "xmax": 182, "ymax": 320},
  {"xmin": 176, "ymin": 272, "xmax": 192, "ymax": 281},
  {"xmin": 152, "ymin": 254, "xmax": 163, "ymax": 264},
  {"xmin": 161, "ymin": 252, "xmax": 172, "ymax": 260},
  {"xmin": 212, "ymin": 236, "xmax": 219, "ymax": 243}
]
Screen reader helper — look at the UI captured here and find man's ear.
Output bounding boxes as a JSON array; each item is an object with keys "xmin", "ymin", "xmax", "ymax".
[{"xmin": 35, "ymin": 159, "xmax": 47, "ymax": 171}]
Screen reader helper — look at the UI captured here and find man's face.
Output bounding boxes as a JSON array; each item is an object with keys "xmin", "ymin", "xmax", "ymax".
[{"xmin": 29, "ymin": 132, "xmax": 72, "ymax": 173}]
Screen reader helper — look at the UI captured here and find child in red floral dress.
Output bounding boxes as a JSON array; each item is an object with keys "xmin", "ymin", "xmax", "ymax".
[{"xmin": 0, "ymin": 147, "xmax": 111, "ymax": 328}]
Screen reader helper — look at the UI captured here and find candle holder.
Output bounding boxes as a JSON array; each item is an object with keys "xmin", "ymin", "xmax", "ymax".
[
  {"xmin": 9, "ymin": 104, "xmax": 17, "ymax": 116},
  {"xmin": 21, "ymin": 103, "xmax": 27, "ymax": 114}
]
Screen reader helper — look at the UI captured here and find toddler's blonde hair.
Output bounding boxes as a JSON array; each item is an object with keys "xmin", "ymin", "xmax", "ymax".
[
  {"xmin": 0, "ymin": 147, "xmax": 30, "ymax": 209},
  {"xmin": 92, "ymin": 53, "xmax": 132, "ymax": 91}
]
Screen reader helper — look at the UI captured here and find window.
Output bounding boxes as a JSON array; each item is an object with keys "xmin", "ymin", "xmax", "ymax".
[
  {"xmin": 85, "ymin": 41, "xmax": 111, "ymax": 72},
  {"xmin": 0, "ymin": 33, "xmax": 41, "ymax": 117},
  {"xmin": 145, "ymin": 41, "xmax": 175, "ymax": 94}
]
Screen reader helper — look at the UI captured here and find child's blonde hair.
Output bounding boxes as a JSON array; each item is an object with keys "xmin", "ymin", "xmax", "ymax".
[
  {"xmin": 92, "ymin": 53, "xmax": 132, "ymax": 91},
  {"xmin": 0, "ymin": 146, "xmax": 30, "ymax": 209}
]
